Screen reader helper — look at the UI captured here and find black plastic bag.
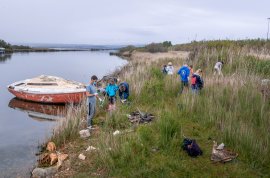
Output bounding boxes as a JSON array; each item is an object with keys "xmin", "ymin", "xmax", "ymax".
[{"xmin": 182, "ymin": 138, "xmax": 203, "ymax": 157}]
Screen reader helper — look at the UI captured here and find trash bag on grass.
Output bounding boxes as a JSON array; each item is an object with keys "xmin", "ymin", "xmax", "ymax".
[
  {"xmin": 181, "ymin": 138, "xmax": 203, "ymax": 157},
  {"xmin": 211, "ymin": 141, "xmax": 238, "ymax": 163}
]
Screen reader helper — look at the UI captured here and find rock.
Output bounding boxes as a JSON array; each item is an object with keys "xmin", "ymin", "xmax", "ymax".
[
  {"xmin": 78, "ymin": 153, "xmax": 86, "ymax": 160},
  {"xmin": 86, "ymin": 146, "xmax": 97, "ymax": 151},
  {"xmin": 46, "ymin": 142, "xmax": 56, "ymax": 152},
  {"xmin": 32, "ymin": 167, "xmax": 57, "ymax": 178},
  {"xmin": 79, "ymin": 129, "xmax": 90, "ymax": 138},
  {"xmin": 113, "ymin": 130, "xmax": 120, "ymax": 136}
]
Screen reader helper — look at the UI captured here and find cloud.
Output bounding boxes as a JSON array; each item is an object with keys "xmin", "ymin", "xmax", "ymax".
[{"xmin": 0, "ymin": 0, "xmax": 269, "ymax": 44}]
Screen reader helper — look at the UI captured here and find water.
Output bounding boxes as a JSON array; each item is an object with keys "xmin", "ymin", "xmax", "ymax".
[{"xmin": 0, "ymin": 51, "xmax": 126, "ymax": 177}]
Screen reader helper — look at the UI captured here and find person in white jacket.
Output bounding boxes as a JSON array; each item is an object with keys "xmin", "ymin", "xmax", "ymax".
[
  {"xmin": 214, "ymin": 61, "xmax": 224, "ymax": 76},
  {"xmin": 166, "ymin": 62, "xmax": 174, "ymax": 75}
]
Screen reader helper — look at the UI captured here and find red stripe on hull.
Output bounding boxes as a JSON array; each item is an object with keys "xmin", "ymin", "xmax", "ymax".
[{"xmin": 8, "ymin": 88, "xmax": 86, "ymax": 104}]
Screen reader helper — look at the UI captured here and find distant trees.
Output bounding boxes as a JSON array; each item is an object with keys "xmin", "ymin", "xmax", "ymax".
[
  {"xmin": 145, "ymin": 41, "xmax": 172, "ymax": 53},
  {"xmin": 172, "ymin": 39, "xmax": 270, "ymax": 52},
  {"xmin": 0, "ymin": 39, "xmax": 12, "ymax": 49},
  {"xmin": 162, "ymin": 41, "xmax": 172, "ymax": 48},
  {"xmin": 119, "ymin": 45, "xmax": 136, "ymax": 53},
  {"xmin": 118, "ymin": 41, "xmax": 173, "ymax": 54},
  {"xmin": 0, "ymin": 39, "xmax": 31, "ymax": 52}
]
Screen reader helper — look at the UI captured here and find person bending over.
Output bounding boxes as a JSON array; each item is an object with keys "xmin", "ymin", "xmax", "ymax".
[{"xmin": 119, "ymin": 82, "xmax": 129, "ymax": 103}]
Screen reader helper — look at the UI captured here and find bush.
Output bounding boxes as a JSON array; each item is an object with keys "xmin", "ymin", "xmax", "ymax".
[
  {"xmin": 145, "ymin": 43, "xmax": 168, "ymax": 53},
  {"xmin": 0, "ymin": 39, "xmax": 12, "ymax": 49}
]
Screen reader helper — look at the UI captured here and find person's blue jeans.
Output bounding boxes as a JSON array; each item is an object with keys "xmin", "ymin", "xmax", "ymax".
[{"xmin": 87, "ymin": 101, "xmax": 96, "ymax": 127}]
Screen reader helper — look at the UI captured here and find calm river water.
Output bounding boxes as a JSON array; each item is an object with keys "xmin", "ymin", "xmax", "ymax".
[{"xmin": 0, "ymin": 51, "xmax": 126, "ymax": 177}]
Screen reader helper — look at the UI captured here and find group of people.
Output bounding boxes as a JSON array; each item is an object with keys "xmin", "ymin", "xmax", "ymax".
[
  {"xmin": 86, "ymin": 61, "xmax": 224, "ymax": 129},
  {"xmin": 162, "ymin": 60, "xmax": 224, "ymax": 94},
  {"xmin": 178, "ymin": 64, "xmax": 204, "ymax": 94},
  {"xmin": 162, "ymin": 62, "xmax": 174, "ymax": 75},
  {"xmin": 86, "ymin": 75, "xmax": 129, "ymax": 129},
  {"xmin": 162, "ymin": 62, "xmax": 204, "ymax": 94}
]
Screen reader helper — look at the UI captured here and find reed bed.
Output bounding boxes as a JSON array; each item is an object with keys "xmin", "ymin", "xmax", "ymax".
[{"xmin": 50, "ymin": 43, "xmax": 270, "ymax": 177}]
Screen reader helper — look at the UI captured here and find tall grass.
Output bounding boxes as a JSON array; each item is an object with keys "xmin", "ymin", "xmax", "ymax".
[
  {"xmin": 51, "ymin": 43, "xmax": 270, "ymax": 177},
  {"xmin": 50, "ymin": 103, "xmax": 86, "ymax": 146},
  {"xmin": 92, "ymin": 46, "xmax": 270, "ymax": 177}
]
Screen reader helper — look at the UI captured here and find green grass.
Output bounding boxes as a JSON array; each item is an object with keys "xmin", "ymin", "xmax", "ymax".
[
  {"xmin": 91, "ymin": 64, "xmax": 269, "ymax": 177},
  {"xmin": 50, "ymin": 43, "xmax": 270, "ymax": 177}
]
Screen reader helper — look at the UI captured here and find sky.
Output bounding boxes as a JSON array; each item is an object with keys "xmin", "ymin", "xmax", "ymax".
[{"xmin": 0, "ymin": 0, "xmax": 269, "ymax": 45}]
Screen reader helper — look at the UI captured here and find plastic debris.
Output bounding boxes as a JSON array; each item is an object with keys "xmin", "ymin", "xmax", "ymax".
[
  {"xmin": 216, "ymin": 143, "xmax": 225, "ymax": 150},
  {"xmin": 211, "ymin": 141, "xmax": 238, "ymax": 163},
  {"xmin": 182, "ymin": 138, "xmax": 203, "ymax": 157},
  {"xmin": 79, "ymin": 129, "xmax": 90, "ymax": 138},
  {"xmin": 86, "ymin": 146, "xmax": 97, "ymax": 151},
  {"xmin": 78, "ymin": 154, "xmax": 86, "ymax": 160},
  {"xmin": 113, "ymin": 130, "xmax": 120, "ymax": 136},
  {"xmin": 127, "ymin": 110, "xmax": 155, "ymax": 124}
]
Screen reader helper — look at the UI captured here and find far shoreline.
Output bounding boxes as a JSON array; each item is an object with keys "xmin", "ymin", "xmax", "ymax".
[{"xmin": 4, "ymin": 48, "xmax": 119, "ymax": 53}]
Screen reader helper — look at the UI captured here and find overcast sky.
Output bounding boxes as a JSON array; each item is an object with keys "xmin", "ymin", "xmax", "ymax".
[{"xmin": 0, "ymin": 0, "xmax": 269, "ymax": 45}]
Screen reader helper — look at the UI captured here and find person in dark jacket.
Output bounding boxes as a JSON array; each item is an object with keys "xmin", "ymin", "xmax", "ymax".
[
  {"xmin": 162, "ymin": 64, "xmax": 167, "ymax": 74},
  {"xmin": 191, "ymin": 69, "xmax": 204, "ymax": 93},
  {"xmin": 119, "ymin": 82, "xmax": 129, "ymax": 103}
]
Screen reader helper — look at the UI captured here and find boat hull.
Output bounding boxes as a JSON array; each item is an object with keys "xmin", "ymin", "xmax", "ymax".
[{"xmin": 8, "ymin": 88, "xmax": 86, "ymax": 104}]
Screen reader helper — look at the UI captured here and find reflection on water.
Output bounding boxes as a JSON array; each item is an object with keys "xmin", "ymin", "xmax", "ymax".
[
  {"xmin": 0, "ymin": 51, "xmax": 126, "ymax": 177},
  {"xmin": 8, "ymin": 98, "xmax": 67, "ymax": 121},
  {"xmin": 0, "ymin": 54, "xmax": 12, "ymax": 63}
]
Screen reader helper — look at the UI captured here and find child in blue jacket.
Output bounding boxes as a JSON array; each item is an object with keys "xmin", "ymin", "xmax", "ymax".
[{"xmin": 106, "ymin": 78, "xmax": 119, "ymax": 110}]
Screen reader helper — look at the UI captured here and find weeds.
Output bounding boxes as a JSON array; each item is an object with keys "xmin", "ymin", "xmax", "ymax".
[{"xmin": 50, "ymin": 43, "xmax": 270, "ymax": 177}]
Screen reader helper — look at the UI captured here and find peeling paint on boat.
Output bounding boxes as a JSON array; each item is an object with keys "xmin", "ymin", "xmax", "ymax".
[{"xmin": 7, "ymin": 75, "xmax": 86, "ymax": 103}]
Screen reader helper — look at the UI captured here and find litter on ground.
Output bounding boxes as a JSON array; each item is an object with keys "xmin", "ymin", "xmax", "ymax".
[
  {"xmin": 181, "ymin": 138, "xmax": 203, "ymax": 157},
  {"xmin": 211, "ymin": 141, "xmax": 238, "ymax": 163},
  {"xmin": 78, "ymin": 153, "xmax": 86, "ymax": 160},
  {"xmin": 38, "ymin": 142, "xmax": 68, "ymax": 169},
  {"xmin": 127, "ymin": 109, "xmax": 155, "ymax": 124},
  {"xmin": 86, "ymin": 146, "xmax": 97, "ymax": 151},
  {"xmin": 113, "ymin": 130, "xmax": 120, "ymax": 136},
  {"xmin": 79, "ymin": 129, "xmax": 90, "ymax": 138}
]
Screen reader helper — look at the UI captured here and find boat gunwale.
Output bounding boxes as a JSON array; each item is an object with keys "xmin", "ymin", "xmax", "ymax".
[
  {"xmin": 8, "ymin": 87, "xmax": 86, "ymax": 95},
  {"xmin": 7, "ymin": 79, "xmax": 86, "ymax": 95}
]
